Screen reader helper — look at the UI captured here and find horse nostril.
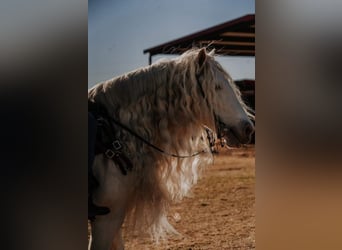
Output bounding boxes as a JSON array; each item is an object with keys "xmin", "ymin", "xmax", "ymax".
[{"xmin": 243, "ymin": 121, "xmax": 254, "ymax": 138}]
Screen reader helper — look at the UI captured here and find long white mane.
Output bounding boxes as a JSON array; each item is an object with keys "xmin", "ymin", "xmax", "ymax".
[{"xmin": 88, "ymin": 49, "xmax": 247, "ymax": 239}]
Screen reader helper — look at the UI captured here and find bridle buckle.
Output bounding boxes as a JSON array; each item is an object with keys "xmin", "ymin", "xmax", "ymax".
[
  {"xmin": 112, "ymin": 140, "xmax": 122, "ymax": 150},
  {"xmin": 105, "ymin": 149, "xmax": 115, "ymax": 158}
]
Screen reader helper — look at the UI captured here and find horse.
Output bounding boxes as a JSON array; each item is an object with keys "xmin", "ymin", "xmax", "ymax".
[{"xmin": 88, "ymin": 48, "xmax": 254, "ymax": 250}]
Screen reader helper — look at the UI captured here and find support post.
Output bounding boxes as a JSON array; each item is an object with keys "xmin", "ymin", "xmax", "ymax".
[{"xmin": 148, "ymin": 54, "xmax": 152, "ymax": 65}]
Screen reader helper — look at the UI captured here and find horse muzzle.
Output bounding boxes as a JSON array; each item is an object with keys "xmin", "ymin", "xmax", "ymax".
[{"xmin": 218, "ymin": 119, "xmax": 254, "ymax": 147}]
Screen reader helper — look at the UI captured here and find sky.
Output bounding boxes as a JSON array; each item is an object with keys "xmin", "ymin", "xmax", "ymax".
[{"xmin": 88, "ymin": 0, "xmax": 255, "ymax": 88}]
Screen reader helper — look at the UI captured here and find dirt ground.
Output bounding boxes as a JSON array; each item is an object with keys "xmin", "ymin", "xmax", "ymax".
[{"xmin": 124, "ymin": 146, "xmax": 255, "ymax": 250}]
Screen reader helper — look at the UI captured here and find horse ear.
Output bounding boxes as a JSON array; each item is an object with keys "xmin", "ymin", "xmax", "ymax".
[
  {"xmin": 197, "ymin": 48, "xmax": 207, "ymax": 71},
  {"xmin": 208, "ymin": 49, "xmax": 215, "ymax": 56}
]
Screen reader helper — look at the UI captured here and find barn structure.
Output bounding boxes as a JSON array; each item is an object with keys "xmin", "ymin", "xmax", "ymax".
[
  {"xmin": 144, "ymin": 14, "xmax": 255, "ymax": 63},
  {"xmin": 143, "ymin": 14, "xmax": 255, "ymax": 109},
  {"xmin": 144, "ymin": 14, "xmax": 255, "ymax": 143}
]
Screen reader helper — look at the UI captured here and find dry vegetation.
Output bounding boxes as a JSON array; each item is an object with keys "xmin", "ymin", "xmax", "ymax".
[{"xmin": 123, "ymin": 146, "xmax": 255, "ymax": 250}]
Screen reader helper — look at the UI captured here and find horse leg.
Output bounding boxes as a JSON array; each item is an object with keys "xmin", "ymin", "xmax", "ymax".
[
  {"xmin": 89, "ymin": 156, "xmax": 134, "ymax": 250},
  {"xmin": 89, "ymin": 215, "xmax": 116, "ymax": 250},
  {"xmin": 89, "ymin": 207, "xmax": 126, "ymax": 250}
]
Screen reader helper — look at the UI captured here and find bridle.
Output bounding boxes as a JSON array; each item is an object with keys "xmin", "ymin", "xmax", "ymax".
[{"xmin": 196, "ymin": 72, "xmax": 231, "ymax": 147}]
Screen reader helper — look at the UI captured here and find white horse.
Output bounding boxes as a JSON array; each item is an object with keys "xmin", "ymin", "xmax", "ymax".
[{"xmin": 88, "ymin": 48, "xmax": 254, "ymax": 250}]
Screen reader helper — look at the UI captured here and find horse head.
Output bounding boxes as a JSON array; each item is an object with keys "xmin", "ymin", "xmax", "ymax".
[{"xmin": 196, "ymin": 48, "xmax": 254, "ymax": 147}]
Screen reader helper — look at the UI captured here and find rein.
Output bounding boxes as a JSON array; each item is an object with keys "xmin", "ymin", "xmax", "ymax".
[{"xmin": 109, "ymin": 116, "xmax": 214, "ymax": 158}]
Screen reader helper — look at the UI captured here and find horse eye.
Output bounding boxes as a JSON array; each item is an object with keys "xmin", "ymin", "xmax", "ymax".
[{"xmin": 215, "ymin": 85, "xmax": 222, "ymax": 90}]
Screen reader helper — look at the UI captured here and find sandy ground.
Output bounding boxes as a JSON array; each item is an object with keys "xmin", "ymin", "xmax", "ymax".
[{"xmin": 123, "ymin": 146, "xmax": 255, "ymax": 250}]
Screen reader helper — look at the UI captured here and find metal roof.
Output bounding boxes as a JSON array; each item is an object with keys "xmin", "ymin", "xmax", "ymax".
[{"xmin": 144, "ymin": 14, "xmax": 255, "ymax": 64}]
